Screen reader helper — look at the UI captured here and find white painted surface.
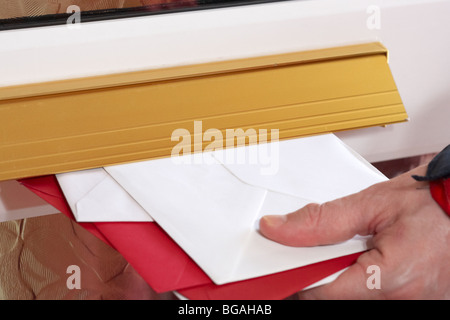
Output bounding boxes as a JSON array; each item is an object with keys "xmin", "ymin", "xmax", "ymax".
[
  {"xmin": 0, "ymin": 180, "xmax": 58, "ymax": 222},
  {"xmin": 1, "ymin": 0, "xmax": 449, "ymax": 218}
]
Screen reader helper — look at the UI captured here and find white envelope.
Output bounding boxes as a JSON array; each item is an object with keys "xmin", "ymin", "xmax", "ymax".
[
  {"xmin": 103, "ymin": 134, "xmax": 387, "ymax": 285},
  {"xmin": 57, "ymin": 167, "xmax": 153, "ymax": 222}
]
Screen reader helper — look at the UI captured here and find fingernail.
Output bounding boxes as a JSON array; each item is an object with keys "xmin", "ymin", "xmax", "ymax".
[{"xmin": 260, "ymin": 215, "xmax": 287, "ymax": 228}]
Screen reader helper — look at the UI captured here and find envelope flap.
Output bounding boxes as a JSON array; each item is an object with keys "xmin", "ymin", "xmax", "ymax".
[
  {"xmin": 57, "ymin": 169, "xmax": 108, "ymax": 216},
  {"xmin": 57, "ymin": 168, "xmax": 154, "ymax": 222},
  {"xmin": 213, "ymin": 134, "xmax": 387, "ymax": 203}
]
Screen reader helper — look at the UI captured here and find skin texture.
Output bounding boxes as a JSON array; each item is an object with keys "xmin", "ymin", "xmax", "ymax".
[{"xmin": 259, "ymin": 164, "xmax": 450, "ymax": 299}]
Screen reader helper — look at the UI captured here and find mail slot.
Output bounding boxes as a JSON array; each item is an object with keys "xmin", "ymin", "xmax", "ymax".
[{"xmin": 0, "ymin": 42, "xmax": 408, "ymax": 181}]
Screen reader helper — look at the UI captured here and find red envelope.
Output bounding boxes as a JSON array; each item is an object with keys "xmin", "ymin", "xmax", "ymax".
[
  {"xmin": 19, "ymin": 175, "xmax": 211, "ymax": 293},
  {"xmin": 19, "ymin": 175, "xmax": 363, "ymax": 300},
  {"xmin": 178, "ymin": 252, "xmax": 361, "ymax": 300}
]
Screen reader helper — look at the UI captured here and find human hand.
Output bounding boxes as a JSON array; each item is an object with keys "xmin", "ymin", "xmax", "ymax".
[{"xmin": 259, "ymin": 164, "xmax": 450, "ymax": 299}]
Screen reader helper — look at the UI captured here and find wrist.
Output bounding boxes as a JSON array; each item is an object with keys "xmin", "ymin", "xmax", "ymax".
[
  {"xmin": 412, "ymin": 145, "xmax": 450, "ymax": 217},
  {"xmin": 429, "ymin": 179, "xmax": 450, "ymax": 217}
]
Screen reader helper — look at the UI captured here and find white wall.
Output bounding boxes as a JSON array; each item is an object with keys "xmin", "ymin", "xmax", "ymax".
[{"xmin": 1, "ymin": 0, "xmax": 449, "ymax": 163}]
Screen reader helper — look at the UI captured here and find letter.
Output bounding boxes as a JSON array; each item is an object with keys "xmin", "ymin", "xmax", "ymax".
[
  {"xmin": 171, "ymin": 128, "xmax": 191, "ymax": 164},
  {"xmin": 230, "ymin": 305, "xmax": 239, "ymax": 315},
  {"xmin": 205, "ymin": 307, "xmax": 212, "ymax": 318},
  {"xmin": 247, "ymin": 305, "xmax": 256, "ymax": 314},
  {"xmin": 225, "ymin": 128, "xmax": 257, "ymax": 164},
  {"xmin": 66, "ymin": 265, "xmax": 81, "ymax": 289},
  {"xmin": 187, "ymin": 306, "xmax": 194, "ymax": 315},
  {"xmin": 256, "ymin": 305, "xmax": 263, "ymax": 314},
  {"xmin": 66, "ymin": 5, "xmax": 81, "ymax": 29},
  {"xmin": 203, "ymin": 128, "xmax": 223, "ymax": 151},
  {"xmin": 258, "ymin": 129, "xmax": 279, "ymax": 175},
  {"xmin": 366, "ymin": 5, "xmax": 381, "ymax": 30},
  {"xmin": 223, "ymin": 305, "xmax": 230, "ymax": 315},
  {"xmin": 226, "ymin": 128, "xmax": 257, "ymax": 148},
  {"xmin": 265, "ymin": 305, "xmax": 272, "ymax": 315},
  {"xmin": 366, "ymin": 265, "xmax": 381, "ymax": 289},
  {"xmin": 246, "ymin": 129, "xmax": 265, "ymax": 165},
  {"xmin": 193, "ymin": 120, "xmax": 203, "ymax": 154},
  {"xmin": 192, "ymin": 120, "xmax": 204, "ymax": 164},
  {"xmin": 178, "ymin": 307, "xmax": 185, "ymax": 315},
  {"xmin": 203, "ymin": 128, "xmax": 223, "ymax": 164}
]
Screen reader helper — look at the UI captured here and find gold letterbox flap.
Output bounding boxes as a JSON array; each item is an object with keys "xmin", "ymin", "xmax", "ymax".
[{"xmin": 0, "ymin": 42, "xmax": 408, "ymax": 181}]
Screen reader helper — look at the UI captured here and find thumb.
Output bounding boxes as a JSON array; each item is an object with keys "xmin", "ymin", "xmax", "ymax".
[{"xmin": 258, "ymin": 187, "xmax": 381, "ymax": 247}]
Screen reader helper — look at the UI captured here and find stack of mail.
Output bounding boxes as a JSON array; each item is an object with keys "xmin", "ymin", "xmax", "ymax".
[{"xmin": 21, "ymin": 134, "xmax": 386, "ymax": 299}]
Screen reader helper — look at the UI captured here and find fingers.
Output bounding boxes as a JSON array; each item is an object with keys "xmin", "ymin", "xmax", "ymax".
[
  {"xmin": 259, "ymin": 164, "xmax": 429, "ymax": 247},
  {"xmin": 298, "ymin": 262, "xmax": 371, "ymax": 299},
  {"xmin": 298, "ymin": 250, "xmax": 385, "ymax": 300},
  {"xmin": 259, "ymin": 187, "xmax": 381, "ymax": 247}
]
